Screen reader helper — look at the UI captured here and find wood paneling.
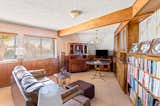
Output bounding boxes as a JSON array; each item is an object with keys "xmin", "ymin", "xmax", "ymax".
[
  {"xmin": 127, "ymin": 22, "xmax": 139, "ymax": 52},
  {"xmin": 114, "ymin": 20, "xmax": 139, "ymax": 93},
  {"xmin": 115, "ymin": 58, "xmax": 127, "ymax": 93},
  {"xmin": 0, "ymin": 58, "xmax": 58, "ymax": 87},
  {"xmin": 22, "ymin": 58, "xmax": 58, "ymax": 75},
  {"xmin": 59, "ymin": 7, "xmax": 133, "ymax": 36},
  {"xmin": 0, "ymin": 61, "xmax": 18, "ymax": 87}
]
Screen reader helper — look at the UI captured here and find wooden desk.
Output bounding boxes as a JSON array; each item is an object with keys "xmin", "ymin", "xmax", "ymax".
[{"xmin": 94, "ymin": 57, "xmax": 112, "ymax": 72}]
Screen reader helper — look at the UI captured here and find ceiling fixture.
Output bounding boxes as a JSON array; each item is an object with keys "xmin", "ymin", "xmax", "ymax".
[
  {"xmin": 89, "ymin": 30, "xmax": 102, "ymax": 45},
  {"xmin": 70, "ymin": 10, "xmax": 82, "ymax": 18}
]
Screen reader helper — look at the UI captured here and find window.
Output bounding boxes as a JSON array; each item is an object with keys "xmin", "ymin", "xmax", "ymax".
[
  {"xmin": 23, "ymin": 36, "xmax": 55, "ymax": 60},
  {"xmin": 41, "ymin": 38, "xmax": 55, "ymax": 58},
  {"xmin": 0, "ymin": 34, "xmax": 16, "ymax": 61},
  {"xmin": 0, "ymin": 34, "xmax": 56, "ymax": 61}
]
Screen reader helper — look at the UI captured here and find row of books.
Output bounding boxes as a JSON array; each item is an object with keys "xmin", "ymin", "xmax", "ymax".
[
  {"xmin": 138, "ymin": 84, "xmax": 154, "ymax": 106},
  {"xmin": 129, "ymin": 75, "xmax": 156, "ymax": 106},
  {"xmin": 128, "ymin": 63, "xmax": 160, "ymax": 98},
  {"xmin": 128, "ymin": 56, "xmax": 160, "ymax": 78}
]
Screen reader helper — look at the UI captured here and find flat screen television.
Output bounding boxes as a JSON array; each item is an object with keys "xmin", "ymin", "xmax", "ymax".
[{"xmin": 96, "ymin": 50, "xmax": 108, "ymax": 58}]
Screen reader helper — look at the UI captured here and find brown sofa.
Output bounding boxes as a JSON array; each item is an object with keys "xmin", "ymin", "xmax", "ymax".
[{"xmin": 11, "ymin": 66, "xmax": 90, "ymax": 106}]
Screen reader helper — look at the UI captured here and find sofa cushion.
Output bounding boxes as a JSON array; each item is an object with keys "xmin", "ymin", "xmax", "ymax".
[
  {"xmin": 21, "ymin": 75, "xmax": 38, "ymax": 90},
  {"xmin": 25, "ymin": 82, "xmax": 43, "ymax": 93},
  {"xmin": 24, "ymin": 82, "xmax": 43, "ymax": 104},
  {"xmin": 13, "ymin": 65, "xmax": 27, "ymax": 73},
  {"xmin": 13, "ymin": 66, "xmax": 28, "ymax": 80}
]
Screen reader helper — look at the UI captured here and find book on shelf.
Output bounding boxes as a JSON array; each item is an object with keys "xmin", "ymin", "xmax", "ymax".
[
  {"xmin": 130, "ymin": 88, "xmax": 137, "ymax": 104},
  {"xmin": 137, "ymin": 97, "xmax": 143, "ymax": 106},
  {"xmin": 128, "ymin": 55, "xmax": 160, "ymax": 106},
  {"xmin": 128, "ymin": 56, "xmax": 160, "ymax": 79},
  {"xmin": 144, "ymin": 73, "xmax": 149, "ymax": 89}
]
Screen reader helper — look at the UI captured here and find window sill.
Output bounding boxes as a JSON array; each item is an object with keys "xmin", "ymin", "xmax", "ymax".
[{"xmin": 0, "ymin": 59, "xmax": 17, "ymax": 63}]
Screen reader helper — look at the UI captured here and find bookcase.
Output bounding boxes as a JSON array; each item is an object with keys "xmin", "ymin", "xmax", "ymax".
[
  {"xmin": 113, "ymin": 2, "xmax": 160, "ymax": 105},
  {"xmin": 126, "ymin": 9, "xmax": 160, "ymax": 106},
  {"xmin": 127, "ymin": 54, "xmax": 160, "ymax": 105}
]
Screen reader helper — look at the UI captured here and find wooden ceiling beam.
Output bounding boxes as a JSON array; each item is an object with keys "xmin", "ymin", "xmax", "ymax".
[
  {"xmin": 114, "ymin": 11, "xmax": 153, "ymax": 35},
  {"xmin": 59, "ymin": 0, "xmax": 160, "ymax": 36},
  {"xmin": 133, "ymin": 0, "xmax": 160, "ymax": 16},
  {"xmin": 114, "ymin": 21, "xmax": 130, "ymax": 36},
  {"xmin": 115, "ymin": 0, "xmax": 160, "ymax": 35},
  {"xmin": 59, "ymin": 7, "xmax": 133, "ymax": 36},
  {"xmin": 132, "ymin": 0, "xmax": 150, "ymax": 17}
]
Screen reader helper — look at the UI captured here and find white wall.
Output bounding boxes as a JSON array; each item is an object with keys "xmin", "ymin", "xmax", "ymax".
[{"xmin": 58, "ymin": 24, "xmax": 118, "ymax": 55}]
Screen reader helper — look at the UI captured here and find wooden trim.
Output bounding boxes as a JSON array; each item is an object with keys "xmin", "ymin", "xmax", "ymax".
[
  {"xmin": 0, "ymin": 32, "xmax": 18, "ymax": 36},
  {"xmin": 134, "ymin": 0, "xmax": 160, "ymax": 16},
  {"xmin": 130, "ymin": 12, "xmax": 153, "ymax": 24},
  {"xmin": 114, "ymin": 21, "xmax": 130, "ymax": 35},
  {"xmin": 116, "ymin": 0, "xmax": 160, "ymax": 35},
  {"xmin": 115, "ymin": 12, "xmax": 152, "ymax": 35},
  {"xmin": 59, "ymin": 7, "xmax": 133, "ymax": 36},
  {"xmin": 132, "ymin": 0, "xmax": 150, "ymax": 16},
  {"xmin": 24, "ymin": 34, "xmax": 56, "ymax": 39},
  {"xmin": 128, "ymin": 53, "xmax": 160, "ymax": 61}
]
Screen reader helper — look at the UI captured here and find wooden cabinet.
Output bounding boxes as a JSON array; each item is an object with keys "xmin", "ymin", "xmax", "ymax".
[
  {"xmin": 68, "ymin": 57, "xmax": 89, "ymax": 73},
  {"xmin": 66, "ymin": 42, "xmax": 89, "ymax": 73},
  {"xmin": 68, "ymin": 43, "xmax": 88, "ymax": 55}
]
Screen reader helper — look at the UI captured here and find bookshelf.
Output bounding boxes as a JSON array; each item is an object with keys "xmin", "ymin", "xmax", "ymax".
[
  {"xmin": 127, "ymin": 55, "xmax": 160, "ymax": 105},
  {"xmin": 113, "ymin": 3, "xmax": 160, "ymax": 106}
]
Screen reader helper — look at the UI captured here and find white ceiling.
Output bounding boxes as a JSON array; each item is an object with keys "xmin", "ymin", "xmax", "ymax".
[{"xmin": 0, "ymin": 0, "xmax": 135, "ymax": 30}]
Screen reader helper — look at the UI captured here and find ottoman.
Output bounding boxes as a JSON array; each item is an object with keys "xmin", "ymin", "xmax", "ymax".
[
  {"xmin": 73, "ymin": 95, "xmax": 90, "ymax": 106},
  {"xmin": 66, "ymin": 80, "xmax": 95, "ymax": 99},
  {"xmin": 63, "ymin": 99, "xmax": 82, "ymax": 106}
]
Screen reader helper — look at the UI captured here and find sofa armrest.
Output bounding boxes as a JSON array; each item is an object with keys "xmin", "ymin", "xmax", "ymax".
[
  {"xmin": 61, "ymin": 85, "xmax": 82, "ymax": 103},
  {"xmin": 29, "ymin": 69, "xmax": 46, "ymax": 78}
]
